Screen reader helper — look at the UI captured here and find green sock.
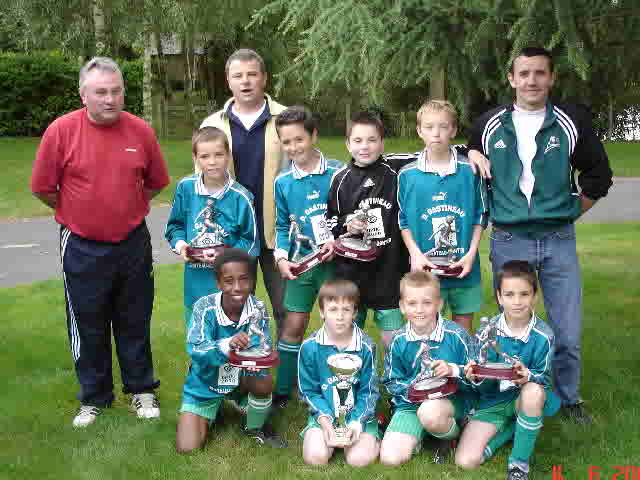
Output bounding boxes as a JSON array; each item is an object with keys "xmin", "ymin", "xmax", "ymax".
[
  {"xmin": 483, "ymin": 421, "xmax": 516, "ymax": 461},
  {"xmin": 508, "ymin": 413, "xmax": 543, "ymax": 466},
  {"xmin": 274, "ymin": 341, "xmax": 301, "ymax": 397},
  {"xmin": 429, "ymin": 418, "xmax": 460, "ymax": 440},
  {"xmin": 246, "ymin": 394, "xmax": 272, "ymax": 430}
]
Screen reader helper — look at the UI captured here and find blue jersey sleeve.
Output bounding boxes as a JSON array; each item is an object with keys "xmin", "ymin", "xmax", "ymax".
[
  {"xmin": 273, "ymin": 179, "xmax": 291, "ymax": 257},
  {"xmin": 348, "ymin": 342, "xmax": 380, "ymax": 426},
  {"xmin": 186, "ymin": 297, "xmax": 231, "ymax": 368},
  {"xmin": 474, "ymin": 176, "xmax": 489, "ymax": 228},
  {"xmin": 298, "ymin": 341, "xmax": 335, "ymax": 422},
  {"xmin": 233, "ymin": 191, "xmax": 260, "ymax": 256},
  {"xmin": 164, "ymin": 181, "xmax": 187, "ymax": 251},
  {"xmin": 397, "ymin": 171, "xmax": 409, "ymax": 231},
  {"xmin": 527, "ymin": 331, "xmax": 554, "ymax": 388},
  {"xmin": 382, "ymin": 335, "xmax": 414, "ymax": 405}
]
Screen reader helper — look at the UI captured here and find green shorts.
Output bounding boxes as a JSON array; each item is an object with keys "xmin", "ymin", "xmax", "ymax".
[
  {"xmin": 470, "ymin": 399, "xmax": 517, "ymax": 433},
  {"xmin": 300, "ymin": 416, "xmax": 381, "ymax": 440},
  {"xmin": 284, "ymin": 262, "xmax": 334, "ymax": 313},
  {"xmin": 355, "ymin": 308, "xmax": 405, "ymax": 331},
  {"xmin": 387, "ymin": 396, "xmax": 468, "ymax": 440},
  {"xmin": 441, "ymin": 283, "xmax": 483, "ymax": 315},
  {"xmin": 180, "ymin": 397, "xmax": 223, "ymax": 422}
]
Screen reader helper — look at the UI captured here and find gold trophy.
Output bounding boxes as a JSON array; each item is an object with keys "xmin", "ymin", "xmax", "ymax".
[
  {"xmin": 326, "ymin": 353, "xmax": 363, "ymax": 447},
  {"xmin": 228, "ymin": 301, "xmax": 279, "ymax": 369},
  {"xmin": 471, "ymin": 317, "xmax": 518, "ymax": 380},
  {"xmin": 407, "ymin": 341, "xmax": 458, "ymax": 403}
]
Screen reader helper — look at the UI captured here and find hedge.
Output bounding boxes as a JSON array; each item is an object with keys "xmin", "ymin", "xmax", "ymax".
[{"xmin": 0, "ymin": 53, "xmax": 143, "ymax": 136}]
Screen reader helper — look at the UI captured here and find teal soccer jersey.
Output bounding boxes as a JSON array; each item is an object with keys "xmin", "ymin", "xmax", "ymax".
[
  {"xmin": 273, "ymin": 152, "xmax": 342, "ymax": 261},
  {"xmin": 397, "ymin": 148, "xmax": 488, "ymax": 288},
  {"xmin": 165, "ymin": 174, "xmax": 259, "ymax": 308}
]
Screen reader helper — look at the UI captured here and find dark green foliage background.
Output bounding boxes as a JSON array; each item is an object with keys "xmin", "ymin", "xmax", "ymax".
[{"xmin": 0, "ymin": 53, "xmax": 142, "ymax": 136}]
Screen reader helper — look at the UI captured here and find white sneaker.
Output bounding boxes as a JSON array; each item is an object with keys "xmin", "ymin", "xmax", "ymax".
[
  {"xmin": 73, "ymin": 405, "xmax": 101, "ymax": 427},
  {"xmin": 130, "ymin": 393, "xmax": 160, "ymax": 419}
]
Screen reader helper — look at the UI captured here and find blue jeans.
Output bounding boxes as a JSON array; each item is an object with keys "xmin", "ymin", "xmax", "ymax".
[{"xmin": 489, "ymin": 224, "xmax": 582, "ymax": 406}]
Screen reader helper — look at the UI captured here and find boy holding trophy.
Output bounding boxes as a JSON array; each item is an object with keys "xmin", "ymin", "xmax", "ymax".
[
  {"xmin": 165, "ymin": 127, "xmax": 259, "ymax": 325},
  {"xmin": 456, "ymin": 260, "xmax": 560, "ymax": 480},
  {"xmin": 272, "ymin": 106, "xmax": 343, "ymax": 407},
  {"xmin": 298, "ymin": 279, "xmax": 380, "ymax": 467},
  {"xmin": 396, "ymin": 100, "xmax": 487, "ymax": 332},
  {"xmin": 175, "ymin": 249, "xmax": 285, "ymax": 453},
  {"xmin": 380, "ymin": 271, "xmax": 475, "ymax": 466},
  {"xmin": 326, "ymin": 111, "xmax": 409, "ymax": 347}
]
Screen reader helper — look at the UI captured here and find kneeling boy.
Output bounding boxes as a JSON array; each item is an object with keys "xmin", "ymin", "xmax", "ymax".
[
  {"xmin": 380, "ymin": 271, "xmax": 475, "ymax": 465},
  {"xmin": 176, "ymin": 248, "xmax": 286, "ymax": 453},
  {"xmin": 298, "ymin": 279, "xmax": 380, "ymax": 467}
]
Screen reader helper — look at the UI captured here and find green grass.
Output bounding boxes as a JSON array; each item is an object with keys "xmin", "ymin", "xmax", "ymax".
[
  {"xmin": 2, "ymin": 136, "xmax": 637, "ymax": 220},
  {"xmin": 1, "ymin": 223, "xmax": 639, "ymax": 479}
]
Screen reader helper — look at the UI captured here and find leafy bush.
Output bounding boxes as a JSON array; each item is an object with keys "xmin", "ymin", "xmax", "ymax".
[{"xmin": 0, "ymin": 53, "xmax": 142, "ymax": 136}]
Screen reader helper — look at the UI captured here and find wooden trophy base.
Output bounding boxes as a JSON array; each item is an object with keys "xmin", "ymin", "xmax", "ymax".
[
  {"xmin": 424, "ymin": 256, "xmax": 463, "ymax": 277},
  {"xmin": 408, "ymin": 377, "xmax": 458, "ymax": 403},
  {"xmin": 471, "ymin": 362, "xmax": 518, "ymax": 380},
  {"xmin": 290, "ymin": 251, "xmax": 325, "ymax": 276},
  {"xmin": 228, "ymin": 350, "xmax": 280, "ymax": 369},
  {"xmin": 334, "ymin": 237, "xmax": 379, "ymax": 262},
  {"xmin": 186, "ymin": 244, "xmax": 227, "ymax": 261}
]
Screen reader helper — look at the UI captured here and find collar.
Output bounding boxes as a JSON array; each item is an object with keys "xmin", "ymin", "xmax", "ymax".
[
  {"xmin": 417, "ymin": 147, "xmax": 458, "ymax": 176},
  {"xmin": 291, "ymin": 150, "xmax": 327, "ymax": 179},
  {"xmin": 222, "ymin": 93, "xmax": 286, "ymax": 117},
  {"xmin": 195, "ymin": 172, "xmax": 233, "ymax": 198},
  {"xmin": 214, "ymin": 292, "xmax": 260, "ymax": 327},
  {"xmin": 315, "ymin": 324, "xmax": 363, "ymax": 351},
  {"xmin": 405, "ymin": 314, "xmax": 445, "ymax": 343},
  {"xmin": 496, "ymin": 313, "xmax": 535, "ymax": 343}
]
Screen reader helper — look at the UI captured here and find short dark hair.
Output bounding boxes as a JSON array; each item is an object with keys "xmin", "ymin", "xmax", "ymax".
[
  {"xmin": 192, "ymin": 126, "xmax": 230, "ymax": 156},
  {"xmin": 213, "ymin": 248, "xmax": 254, "ymax": 279},
  {"xmin": 346, "ymin": 111, "xmax": 385, "ymax": 139},
  {"xmin": 509, "ymin": 46, "xmax": 554, "ymax": 73},
  {"xmin": 495, "ymin": 260, "xmax": 539, "ymax": 295},
  {"xmin": 317, "ymin": 278, "xmax": 360, "ymax": 310},
  {"xmin": 225, "ymin": 48, "xmax": 266, "ymax": 75},
  {"xmin": 275, "ymin": 106, "xmax": 318, "ymax": 136}
]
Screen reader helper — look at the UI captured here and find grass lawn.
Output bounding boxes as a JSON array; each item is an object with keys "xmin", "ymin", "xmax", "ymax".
[
  {"xmin": 1, "ymin": 223, "xmax": 639, "ymax": 480},
  {"xmin": 1, "ymin": 136, "xmax": 637, "ymax": 220}
]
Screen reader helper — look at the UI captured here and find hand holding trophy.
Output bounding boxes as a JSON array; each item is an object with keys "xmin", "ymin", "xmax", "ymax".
[
  {"xmin": 470, "ymin": 317, "xmax": 518, "ymax": 380},
  {"xmin": 326, "ymin": 353, "xmax": 363, "ymax": 447},
  {"xmin": 334, "ymin": 204, "xmax": 380, "ymax": 262},
  {"xmin": 186, "ymin": 198, "xmax": 227, "ymax": 261},
  {"xmin": 228, "ymin": 301, "xmax": 280, "ymax": 369},
  {"xmin": 423, "ymin": 215, "xmax": 463, "ymax": 277},
  {"xmin": 407, "ymin": 341, "xmax": 458, "ymax": 403},
  {"xmin": 288, "ymin": 215, "xmax": 326, "ymax": 276}
]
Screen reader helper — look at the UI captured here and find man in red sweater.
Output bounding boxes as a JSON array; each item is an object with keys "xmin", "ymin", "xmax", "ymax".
[{"xmin": 31, "ymin": 57, "xmax": 170, "ymax": 427}]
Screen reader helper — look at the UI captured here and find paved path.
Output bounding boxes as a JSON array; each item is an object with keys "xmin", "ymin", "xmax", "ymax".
[{"xmin": 1, "ymin": 177, "xmax": 638, "ymax": 288}]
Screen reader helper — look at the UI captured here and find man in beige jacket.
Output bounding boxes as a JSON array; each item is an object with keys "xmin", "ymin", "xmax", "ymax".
[{"xmin": 200, "ymin": 49, "xmax": 288, "ymax": 334}]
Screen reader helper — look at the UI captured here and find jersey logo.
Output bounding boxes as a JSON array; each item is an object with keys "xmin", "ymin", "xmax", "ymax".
[
  {"xmin": 125, "ymin": 148, "xmax": 137, "ymax": 152},
  {"xmin": 362, "ymin": 178, "xmax": 375, "ymax": 188},
  {"xmin": 494, "ymin": 139, "xmax": 506, "ymax": 149},
  {"xmin": 307, "ymin": 190, "xmax": 320, "ymax": 200},
  {"xmin": 432, "ymin": 191, "xmax": 447, "ymax": 202},
  {"xmin": 544, "ymin": 136, "xmax": 560, "ymax": 154}
]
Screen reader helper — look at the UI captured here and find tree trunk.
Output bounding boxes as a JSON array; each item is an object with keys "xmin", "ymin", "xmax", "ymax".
[
  {"xmin": 608, "ymin": 95, "xmax": 614, "ymax": 141},
  {"xmin": 143, "ymin": 31, "xmax": 153, "ymax": 126},
  {"xmin": 92, "ymin": 0, "xmax": 106, "ymax": 55},
  {"xmin": 429, "ymin": 65, "xmax": 446, "ymax": 100}
]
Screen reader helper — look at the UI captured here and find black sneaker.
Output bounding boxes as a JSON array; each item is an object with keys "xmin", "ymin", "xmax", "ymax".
[
  {"xmin": 432, "ymin": 438, "xmax": 455, "ymax": 464},
  {"xmin": 561, "ymin": 401, "xmax": 593, "ymax": 425},
  {"xmin": 272, "ymin": 394, "xmax": 290, "ymax": 409},
  {"xmin": 507, "ymin": 465, "xmax": 529, "ymax": 480},
  {"xmin": 244, "ymin": 423, "xmax": 288, "ymax": 448}
]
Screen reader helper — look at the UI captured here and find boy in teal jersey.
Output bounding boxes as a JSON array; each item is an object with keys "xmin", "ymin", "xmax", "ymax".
[
  {"xmin": 165, "ymin": 127, "xmax": 259, "ymax": 325},
  {"xmin": 397, "ymin": 100, "xmax": 488, "ymax": 332},
  {"xmin": 298, "ymin": 279, "xmax": 380, "ymax": 467},
  {"xmin": 380, "ymin": 271, "xmax": 475, "ymax": 466},
  {"xmin": 175, "ymin": 249, "xmax": 285, "ymax": 452},
  {"xmin": 456, "ymin": 260, "xmax": 560, "ymax": 480},
  {"xmin": 272, "ymin": 106, "xmax": 342, "ymax": 407}
]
